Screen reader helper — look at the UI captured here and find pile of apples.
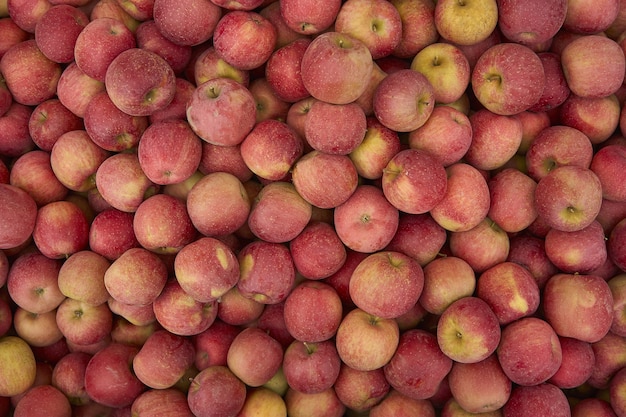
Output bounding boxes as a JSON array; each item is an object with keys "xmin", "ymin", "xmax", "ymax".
[{"xmin": 4, "ymin": 0, "xmax": 626, "ymax": 415}]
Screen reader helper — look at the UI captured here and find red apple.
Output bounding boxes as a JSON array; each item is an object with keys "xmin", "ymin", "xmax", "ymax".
[
  {"xmin": 216, "ymin": 285, "xmax": 265, "ymax": 326},
  {"xmin": 289, "ymin": 221, "xmax": 347, "ymax": 280},
  {"xmin": 560, "ymin": 93, "xmax": 621, "ymax": 145},
  {"xmin": 32, "ymin": 199, "xmax": 89, "ymax": 259},
  {"xmin": 497, "ymin": 0, "xmax": 566, "ymax": 46},
  {"xmin": 55, "ymin": 62, "xmax": 106, "ymax": 119},
  {"xmin": 279, "ymin": 0, "xmax": 341, "ymax": 35},
  {"xmin": 390, "ymin": 0, "xmax": 438, "ymax": 59},
  {"xmin": 549, "ymin": 336, "xmax": 595, "ymax": 389},
  {"xmin": 55, "ymin": 297, "xmax": 113, "ymax": 347},
  {"xmin": 7, "ymin": 252, "xmax": 64, "ymax": 314},
  {"xmin": 0, "ymin": 102, "xmax": 35, "ymax": 158},
  {"xmin": 591, "ymin": 144, "xmax": 626, "ymax": 202},
  {"xmin": 89, "ymin": 208, "xmax": 140, "ymax": 261},
  {"xmin": 282, "ymin": 339, "xmax": 341, "ymax": 394},
  {"xmin": 130, "ymin": 388, "xmax": 194, "ymax": 417},
  {"xmin": 488, "ymin": 168, "xmax": 538, "ymax": 233},
  {"xmin": 13, "ymin": 384, "xmax": 71, "ymax": 417},
  {"xmin": 226, "ymin": 326, "xmax": 284, "ymax": 387},
  {"xmin": 13, "ymin": 307, "xmax": 63, "ymax": 348},
  {"xmin": 264, "ymin": 38, "xmax": 311, "ymax": 103},
  {"xmin": 9, "ymin": 150, "xmax": 68, "ymax": 206},
  {"xmin": 28, "ymin": 98, "xmax": 84, "ymax": 152},
  {"xmin": 152, "ymin": 0, "xmax": 222, "ymax": 46},
  {"xmin": 34, "ymin": 4, "xmax": 89, "ymax": 63},
  {"xmin": 135, "ymin": 20, "xmax": 192, "ymax": 75},
  {"xmin": 192, "ymin": 319, "xmax": 240, "ymax": 370},
  {"xmin": 465, "ymin": 109, "xmax": 523, "ymax": 171},
  {"xmin": 449, "ymin": 217, "xmax": 510, "ymax": 274},
  {"xmin": 187, "ymin": 365, "xmax": 246, "ymax": 417},
  {"xmin": 57, "ymin": 250, "xmax": 110, "ymax": 306},
  {"xmin": 503, "ymin": 383, "xmax": 570, "ymax": 417},
  {"xmin": 51, "ymin": 351, "xmax": 92, "ymax": 406},
  {"xmin": 529, "ymin": 51, "xmax": 571, "ymax": 112}
]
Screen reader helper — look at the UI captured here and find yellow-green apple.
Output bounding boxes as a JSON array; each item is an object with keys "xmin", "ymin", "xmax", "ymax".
[
  {"xmin": 559, "ymin": 94, "xmax": 621, "ymax": 145},
  {"xmin": 73, "ymin": 17, "xmax": 136, "ymax": 82},
  {"xmin": 55, "ymin": 297, "xmax": 113, "ymax": 347},
  {"xmin": 240, "ymin": 119, "xmax": 303, "ymax": 181},
  {"xmin": 216, "ymin": 285, "xmax": 265, "ymax": 326},
  {"xmin": 419, "ymin": 256, "xmax": 476, "ymax": 315},
  {"xmin": 108, "ymin": 298, "xmax": 156, "ymax": 327},
  {"xmin": 212, "ymin": 11, "xmax": 277, "ymax": 71},
  {"xmin": 333, "ymin": 184, "xmax": 399, "ymax": 253},
  {"xmin": 279, "ymin": 0, "xmax": 341, "ymax": 35},
  {"xmin": 284, "ymin": 387, "xmax": 346, "ymax": 417},
  {"xmin": 84, "ymin": 91, "xmax": 149, "ymax": 151},
  {"xmin": 34, "ymin": 4, "xmax": 89, "ymax": 63},
  {"xmin": 384, "ymin": 329, "xmax": 453, "ymax": 399},
  {"xmin": 12, "ymin": 384, "xmax": 72, "ymax": 417},
  {"xmin": 471, "ymin": 43, "xmax": 545, "ymax": 116},
  {"xmin": 292, "ymin": 151, "xmax": 359, "ymax": 209},
  {"xmin": 192, "ymin": 319, "xmax": 240, "ymax": 370},
  {"xmin": 135, "ymin": 20, "xmax": 192, "ymax": 75},
  {"xmin": 49, "ymin": 130, "xmax": 109, "ymax": 193},
  {"xmin": 525, "ymin": 125, "xmax": 594, "ymax": 182},
  {"xmin": 447, "ymin": 354, "xmax": 512, "ymax": 413},
  {"xmin": 334, "ymin": 0, "xmax": 402, "ymax": 59},
  {"xmin": 132, "ymin": 329, "xmax": 195, "ymax": 390},
  {"xmin": 440, "ymin": 397, "xmax": 501, "ymax": 417},
  {"xmin": 259, "ymin": 0, "xmax": 305, "ymax": 49},
  {"xmin": 434, "ymin": 0, "xmax": 498, "ymax": 46},
  {"xmin": 545, "ymin": 220, "xmax": 608, "ymax": 274},
  {"xmin": 13, "ymin": 308, "xmax": 63, "ymax": 348},
  {"xmin": 548, "ymin": 336, "xmax": 595, "ymax": 389},
  {"xmin": 263, "ymin": 367, "xmax": 289, "ymax": 397},
  {"xmin": 408, "ymin": 103, "xmax": 472, "ymax": 167},
  {"xmin": 373, "ymin": 68, "xmax": 434, "ymax": 132},
  {"xmin": 503, "ymin": 383, "xmax": 570, "ymax": 417},
  {"xmin": 51, "ymin": 351, "xmax": 91, "ymax": 406},
  {"xmin": 563, "ymin": 0, "xmax": 620, "ymax": 34},
  {"xmin": 28, "ymin": 99, "xmax": 84, "ymax": 152},
  {"xmin": 6, "ymin": 252, "xmax": 63, "ymax": 314},
  {"xmin": 528, "ymin": 52, "xmax": 571, "ymax": 112},
  {"xmin": 591, "ymin": 144, "xmax": 626, "ymax": 202},
  {"xmin": 476, "ymin": 261, "xmax": 540, "ymax": 325},
  {"xmin": 543, "ymin": 273, "xmax": 613, "ymax": 343},
  {"xmin": 32, "ymin": 199, "xmax": 89, "ymax": 259},
  {"xmin": 561, "ymin": 35, "xmax": 625, "ymax": 98},
  {"xmin": 0, "ymin": 102, "xmax": 34, "ymax": 157},
  {"xmin": 534, "ymin": 165, "xmax": 603, "ymax": 232},
  {"xmin": 236, "ymin": 387, "xmax": 287, "ymax": 417},
  {"xmin": 186, "ymin": 171, "xmax": 250, "ymax": 237},
  {"xmin": 84, "ymin": 342, "xmax": 146, "ymax": 408},
  {"xmin": 57, "ymin": 250, "xmax": 110, "ymax": 306},
  {"xmin": 437, "ymin": 296, "xmax": 501, "ymax": 363},
  {"xmin": 289, "ymin": 222, "xmax": 346, "ymax": 280},
  {"xmin": 283, "ymin": 280, "xmax": 343, "ymax": 342},
  {"xmin": 429, "ymin": 162, "xmax": 490, "ymax": 232},
  {"xmin": 237, "ymin": 240, "xmax": 295, "ymax": 305},
  {"xmin": 333, "ymin": 364, "xmax": 389, "ymax": 412},
  {"xmin": 390, "ymin": 0, "xmax": 437, "ymax": 59},
  {"xmin": 248, "ymin": 76, "xmax": 290, "ymax": 123},
  {"xmin": 152, "ymin": 0, "xmax": 222, "ymax": 46},
  {"xmin": 349, "ymin": 117, "xmax": 401, "ymax": 180},
  {"xmin": 9, "ymin": 150, "xmax": 68, "ymax": 205},
  {"xmin": 131, "ymin": 388, "xmax": 194, "ymax": 417},
  {"xmin": 152, "ymin": 279, "xmax": 218, "ymax": 336},
  {"xmin": 174, "ymin": 237, "xmax": 239, "ymax": 303},
  {"xmin": 95, "ymin": 152, "xmax": 159, "ymax": 213},
  {"xmin": 257, "ymin": 302, "xmax": 295, "ymax": 349},
  {"xmin": 335, "ymin": 307, "xmax": 400, "ymax": 371},
  {"xmin": 188, "ymin": 366, "xmax": 246, "ymax": 417},
  {"xmin": 265, "ymin": 38, "xmax": 311, "ymax": 103},
  {"xmin": 410, "ymin": 42, "xmax": 470, "ymax": 104},
  {"xmin": 0, "ymin": 17, "xmax": 29, "ymax": 59},
  {"xmin": 371, "ymin": 389, "xmax": 436, "ymax": 417},
  {"xmin": 349, "ymin": 251, "xmax": 424, "ymax": 319},
  {"xmin": 0, "ymin": 39, "xmax": 61, "ymax": 106},
  {"xmin": 186, "ymin": 77, "xmax": 257, "ymax": 147},
  {"xmin": 304, "ymin": 100, "xmax": 366, "ymax": 155},
  {"xmin": 282, "ymin": 340, "xmax": 341, "ymax": 394},
  {"xmin": 300, "ymin": 31, "xmax": 373, "ymax": 105},
  {"xmin": 496, "ymin": 0, "xmax": 566, "ymax": 47},
  {"xmin": 466, "ymin": 109, "xmax": 523, "ymax": 170},
  {"xmin": 150, "ymin": 77, "xmax": 196, "ymax": 123},
  {"xmin": 449, "ymin": 218, "xmax": 510, "ymax": 273},
  {"xmin": 193, "ymin": 46, "xmax": 250, "ymax": 86},
  {"xmin": 226, "ymin": 327, "xmax": 283, "ymax": 387},
  {"xmin": 382, "ymin": 148, "xmax": 448, "ymax": 214},
  {"xmin": 89, "ymin": 208, "xmax": 139, "ymax": 261},
  {"xmin": 0, "ymin": 184, "xmax": 37, "ymax": 249},
  {"xmin": 55, "ymin": 62, "xmax": 105, "ymax": 118},
  {"xmin": 572, "ymin": 397, "xmax": 619, "ymax": 417},
  {"xmin": 496, "ymin": 317, "xmax": 562, "ymax": 386},
  {"xmin": 488, "ymin": 168, "xmax": 538, "ymax": 233},
  {"xmin": 248, "ymin": 181, "xmax": 312, "ymax": 243}
]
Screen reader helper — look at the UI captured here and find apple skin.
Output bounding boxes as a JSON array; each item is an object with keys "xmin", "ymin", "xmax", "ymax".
[
  {"xmin": 226, "ymin": 327, "xmax": 284, "ymax": 388},
  {"xmin": 529, "ymin": 52, "xmax": 571, "ymax": 113},
  {"xmin": 34, "ymin": 4, "xmax": 89, "ymax": 64},
  {"xmin": 186, "ymin": 77, "xmax": 257, "ymax": 147},
  {"xmin": 384, "ymin": 329, "xmax": 453, "ymax": 400},
  {"xmin": 282, "ymin": 339, "xmax": 341, "ymax": 394},
  {"xmin": 28, "ymin": 98, "xmax": 84, "ymax": 153},
  {"xmin": 84, "ymin": 342, "xmax": 146, "ymax": 408},
  {"xmin": 447, "ymin": 354, "xmax": 511, "ymax": 414},
  {"xmin": 564, "ymin": 0, "xmax": 620, "ymax": 34},
  {"xmin": 12, "ymin": 384, "xmax": 72, "ymax": 417},
  {"xmin": 187, "ymin": 366, "xmax": 247, "ymax": 417},
  {"xmin": 284, "ymin": 387, "xmax": 346, "ymax": 417},
  {"xmin": 152, "ymin": 0, "xmax": 222, "ymax": 46},
  {"xmin": 32, "ymin": 199, "xmax": 89, "ymax": 259},
  {"xmin": 304, "ymin": 100, "xmax": 366, "ymax": 155},
  {"xmin": 560, "ymin": 94, "xmax": 621, "ymax": 145},
  {"xmin": 390, "ymin": 0, "xmax": 438, "ymax": 59},
  {"xmin": 611, "ymin": 367, "xmax": 626, "ymax": 417},
  {"xmin": 55, "ymin": 62, "xmax": 106, "ymax": 119},
  {"xmin": 437, "ymin": 296, "xmax": 501, "ymax": 364},
  {"xmin": 504, "ymin": 383, "xmax": 570, "ymax": 417},
  {"xmin": 135, "ymin": 20, "xmax": 192, "ymax": 75},
  {"xmin": 216, "ymin": 285, "xmax": 264, "ymax": 326},
  {"xmin": 265, "ymin": 38, "xmax": 311, "ymax": 103},
  {"xmin": 0, "ymin": 184, "xmax": 38, "ymax": 251},
  {"xmin": 300, "ymin": 31, "xmax": 373, "ymax": 105},
  {"xmin": 548, "ymin": 336, "xmax": 595, "ymax": 389},
  {"xmin": 132, "ymin": 329, "xmax": 195, "ymax": 390},
  {"xmin": 610, "ymin": 217, "xmax": 626, "ymax": 271},
  {"xmin": 572, "ymin": 398, "xmax": 618, "ymax": 417},
  {"xmin": 192, "ymin": 319, "xmax": 240, "ymax": 370},
  {"xmin": 591, "ymin": 144, "xmax": 626, "ymax": 202},
  {"xmin": 543, "ymin": 273, "xmax": 614, "ymax": 343},
  {"xmin": 0, "ymin": 336, "xmax": 36, "ymax": 398},
  {"xmin": 609, "ymin": 274, "xmax": 626, "ymax": 336},
  {"xmin": 465, "ymin": 109, "xmax": 523, "ymax": 171},
  {"xmin": 497, "ymin": 317, "xmax": 562, "ymax": 386},
  {"xmin": 89, "ymin": 208, "xmax": 140, "ymax": 261},
  {"xmin": 279, "ymin": 0, "xmax": 341, "ymax": 35},
  {"xmin": 10, "ymin": 150, "xmax": 68, "ymax": 206},
  {"xmin": 0, "ymin": 102, "xmax": 35, "ymax": 158},
  {"xmin": 333, "ymin": 364, "xmax": 389, "ymax": 412},
  {"xmin": 544, "ymin": 220, "xmax": 608, "ymax": 274},
  {"xmin": 193, "ymin": 46, "xmax": 250, "ymax": 87},
  {"xmin": 55, "ymin": 297, "xmax": 113, "ymax": 347},
  {"xmin": 449, "ymin": 218, "xmax": 510, "ymax": 274},
  {"xmin": 289, "ymin": 221, "xmax": 346, "ymax": 281},
  {"xmin": 13, "ymin": 307, "xmax": 62, "ymax": 348},
  {"xmin": 349, "ymin": 116, "xmax": 401, "ymax": 180},
  {"xmin": 0, "ymin": 17, "xmax": 29, "ymax": 60},
  {"xmin": 7, "ymin": 252, "xmax": 64, "ymax": 314},
  {"xmin": 419, "ymin": 256, "xmax": 475, "ymax": 316},
  {"xmin": 57, "ymin": 250, "xmax": 110, "ymax": 307},
  {"xmin": 150, "ymin": 77, "xmax": 196, "ymax": 124},
  {"xmin": 434, "ymin": 0, "xmax": 498, "ymax": 46},
  {"xmin": 385, "ymin": 213, "xmax": 447, "ymax": 268},
  {"xmin": 488, "ymin": 168, "xmax": 538, "ymax": 233},
  {"xmin": 496, "ymin": 0, "xmax": 566, "ymax": 46},
  {"xmin": 131, "ymin": 388, "xmax": 194, "ymax": 417},
  {"xmin": 51, "ymin": 351, "xmax": 92, "ymax": 406},
  {"xmin": 335, "ymin": 308, "xmax": 399, "ymax": 372},
  {"xmin": 588, "ymin": 331, "xmax": 626, "ymax": 390}
]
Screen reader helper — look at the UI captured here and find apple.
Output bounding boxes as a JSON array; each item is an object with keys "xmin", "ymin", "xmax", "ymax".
[
  {"xmin": 544, "ymin": 220, "xmax": 608, "ymax": 274},
  {"xmin": 282, "ymin": 339, "xmax": 341, "ymax": 394},
  {"xmin": 384, "ymin": 329, "xmax": 453, "ymax": 400},
  {"xmin": 9, "ymin": 150, "xmax": 68, "ymax": 205},
  {"xmin": 110, "ymin": 316, "xmax": 157, "ymax": 347},
  {"xmin": 497, "ymin": 0, "xmax": 567, "ymax": 46},
  {"xmin": 28, "ymin": 99, "xmax": 84, "ymax": 152},
  {"xmin": 466, "ymin": 109, "xmax": 524, "ymax": 171},
  {"xmin": 418, "ymin": 256, "xmax": 475, "ymax": 316},
  {"xmin": 449, "ymin": 217, "xmax": 510, "ymax": 274},
  {"xmin": 192, "ymin": 319, "xmax": 240, "ymax": 370},
  {"xmin": 32, "ymin": 199, "xmax": 89, "ymax": 259},
  {"xmin": 563, "ymin": 0, "xmax": 620, "ymax": 34},
  {"xmin": 529, "ymin": 51, "xmax": 571, "ymax": 113},
  {"xmin": 236, "ymin": 386, "xmax": 288, "ymax": 417},
  {"xmin": 135, "ymin": 20, "xmax": 192, "ymax": 75},
  {"xmin": 89, "ymin": 208, "xmax": 139, "ymax": 261},
  {"xmin": 34, "ymin": 4, "xmax": 89, "ymax": 64},
  {"xmin": 108, "ymin": 298, "xmax": 156, "ymax": 327},
  {"xmin": 0, "ymin": 16, "xmax": 29, "ymax": 59},
  {"xmin": 609, "ymin": 274, "xmax": 626, "ymax": 336},
  {"xmin": 256, "ymin": 302, "xmax": 295, "ymax": 350},
  {"xmin": 591, "ymin": 144, "xmax": 626, "ymax": 202},
  {"xmin": 300, "ymin": 31, "xmax": 373, "ymax": 105},
  {"xmin": 548, "ymin": 336, "xmax": 595, "ymax": 389},
  {"xmin": 193, "ymin": 46, "xmax": 250, "ymax": 87},
  {"xmin": 335, "ymin": 308, "xmax": 399, "ymax": 372},
  {"xmin": 89, "ymin": 0, "xmax": 140, "ymax": 30},
  {"xmin": 12, "ymin": 384, "xmax": 72, "ymax": 417},
  {"xmin": 212, "ymin": 10, "xmax": 277, "ymax": 71},
  {"xmin": 278, "ymin": 0, "xmax": 341, "ymax": 35},
  {"xmin": 198, "ymin": 142, "xmax": 253, "ymax": 183},
  {"xmin": 304, "ymin": 100, "xmax": 366, "ymax": 155},
  {"xmin": 149, "ymin": 77, "xmax": 196, "ymax": 123},
  {"xmin": 216, "ymin": 285, "xmax": 265, "ymax": 326},
  {"xmin": 496, "ymin": 317, "xmax": 562, "ymax": 386},
  {"xmin": 226, "ymin": 326, "xmax": 283, "ymax": 387},
  {"xmin": 55, "ymin": 297, "xmax": 113, "ymax": 347},
  {"xmin": 488, "ymin": 168, "xmax": 539, "ymax": 233},
  {"xmin": 130, "ymin": 388, "xmax": 194, "ymax": 417},
  {"xmin": 588, "ymin": 331, "xmax": 626, "ymax": 390},
  {"xmin": 610, "ymin": 217, "xmax": 626, "ymax": 271},
  {"xmin": 6, "ymin": 252, "xmax": 64, "ymax": 314},
  {"xmin": 264, "ymin": 38, "xmax": 310, "ymax": 103},
  {"xmin": 55, "ymin": 62, "xmax": 106, "ymax": 119},
  {"xmin": 390, "ymin": 0, "xmax": 437, "ymax": 59},
  {"xmin": 503, "ymin": 383, "xmax": 570, "ymax": 417},
  {"xmin": 152, "ymin": 0, "xmax": 222, "ymax": 46},
  {"xmin": 0, "ymin": 102, "xmax": 35, "ymax": 158},
  {"xmin": 284, "ymin": 387, "xmax": 346, "ymax": 417},
  {"xmin": 0, "ymin": 336, "xmax": 36, "ymax": 397},
  {"xmin": 332, "ymin": 364, "xmax": 389, "ymax": 411},
  {"xmin": 186, "ymin": 77, "xmax": 257, "ymax": 147},
  {"xmin": 57, "ymin": 250, "xmax": 110, "ymax": 306},
  {"xmin": 0, "ymin": 183, "xmax": 37, "ymax": 249},
  {"xmin": 51, "ymin": 351, "xmax": 92, "ymax": 406},
  {"xmin": 434, "ymin": 0, "xmax": 498, "ymax": 45},
  {"xmin": 348, "ymin": 116, "xmax": 401, "ymax": 180},
  {"xmin": 187, "ymin": 365, "xmax": 247, "ymax": 417},
  {"xmin": 289, "ymin": 221, "xmax": 346, "ymax": 280},
  {"xmin": 559, "ymin": 94, "xmax": 621, "ymax": 145},
  {"xmin": 13, "ymin": 308, "xmax": 63, "ymax": 348},
  {"xmin": 572, "ymin": 398, "xmax": 619, "ymax": 417}
]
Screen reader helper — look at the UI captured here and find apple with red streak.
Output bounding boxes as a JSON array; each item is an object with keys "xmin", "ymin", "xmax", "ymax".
[
  {"xmin": 548, "ymin": 336, "xmax": 595, "ymax": 389},
  {"xmin": 32, "ymin": 199, "xmax": 89, "ymax": 259},
  {"xmin": 572, "ymin": 398, "xmax": 618, "ymax": 417},
  {"xmin": 111, "ymin": 317, "xmax": 157, "ymax": 347},
  {"xmin": 591, "ymin": 144, "xmax": 626, "ymax": 202},
  {"xmin": 465, "ymin": 109, "xmax": 523, "ymax": 171},
  {"xmin": 529, "ymin": 52, "xmax": 571, "ymax": 113},
  {"xmin": 131, "ymin": 388, "xmax": 194, "ymax": 417},
  {"xmin": 152, "ymin": 0, "xmax": 222, "ymax": 46},
  {"xmin": 332, "ymin": 364, "xmax": 389, "ymax": 412},
  {"xmin": 349, "ymin": 116, "xmax": 401, "ymax": 180},
  {"xmin": 289, "ymin": 221, "xmax": 347, "ymax": 280},
  {"xmin": 150, "ymin": 78, "xmax": 196, "ymax": 123},
  {"xmin": 187, "ymin": 365, "xmax": 246, "ymax": 417},
  {"xmin": 55, "ymin": 297, "xmax": 113, "ymax": 347},
  {"xmin": 449, "ymin": 217, "xmax": 510, "ymax": 274},
  {"xmin": 0, "ymin": 184, "xmax": 37, "ymax": 249},
  {"xmin": 13, "ymin": 308, "xmax": 63, "ymax": 348},
  {"xmin": 193, "ymin": 46, "xmax": 249, "ymax": 87},
  {"xmin": 90, "ymin": 0, "xmax": 140, "ymax": 30},
  {"xmin": 609, "ymin": 274, "xmax": 626, "ymax": 336},
  {"xmin": 419, "ymin": 256, "xmax": 475, "ymax": 315},
  {"xmin": 390, "ymin": 0, "xmax": 437, "ymax": 59},
  {"xmin": 226, "ymin": 327, "xmax": 283, "ymax": 387},
  {"xmin": 108, "ymin": 298, "xmax": 156, "ymax": 327},
  {"xmin": 0, "ymin": 17, "xmax": 29, "ymax": 59},
  {"xmin": 12, "ymin": 384, "xmax": 71, "ymax": 417},
  {"xmin": 0, "ymin": 102, "xmax": 35, "ymax": 158},
  {"xmin": 304, "ymin": 100, "xmax": 366, "ymax": 155},
  {"xmin": 10, "ymin": 150, "xmax": 68, "ymax": 205},
  {"xmin": 497, "ymin": 0, "xmax": 566, "ymax": 46},
  {"xmin": 488, "ymin": 168, "xmax": 538, "ymax": 233}
]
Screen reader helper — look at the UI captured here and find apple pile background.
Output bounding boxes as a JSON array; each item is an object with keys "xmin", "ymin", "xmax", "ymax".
[{"xmin": 3, "ymin": 0, "xmax": 626, "ymax": 416}]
